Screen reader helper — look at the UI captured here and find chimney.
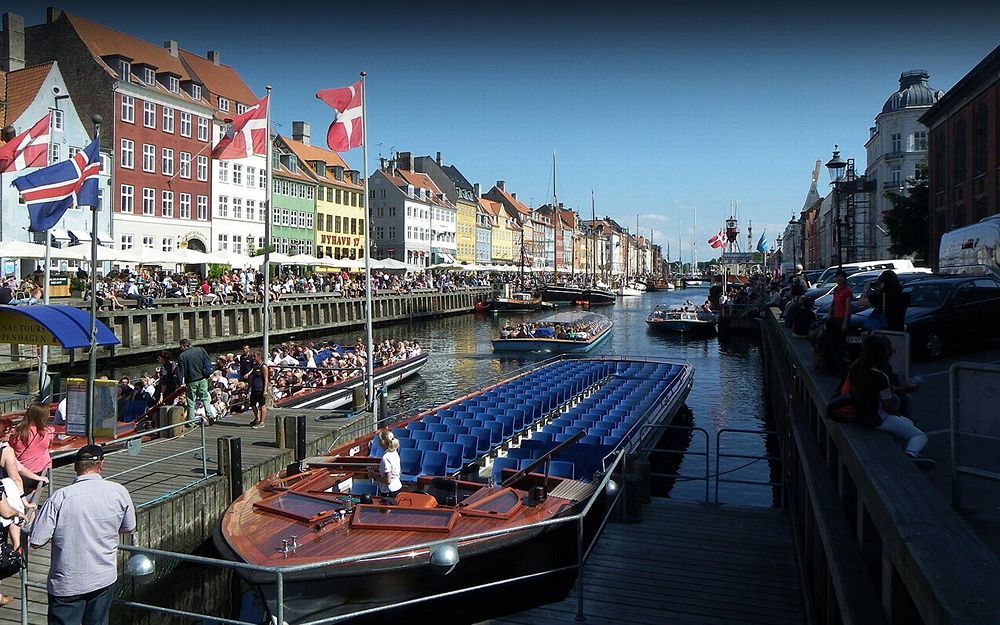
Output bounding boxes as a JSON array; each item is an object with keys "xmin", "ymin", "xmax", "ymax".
[
  {"xmin": 292, "ymin": 121, "xmax": 311, "ymax": 145},
  {"xmin": 46, "ymin": 7, "xmax": 62, "ymax": 23},
  {"xmin": 1, "ymin": 13, "xmax": 25, "ymax": 72},
  {"xmin": 164, "ymin": 40, "xmax": 178, "ymax": 57},
  {"xmin": 207, "ymin": 50, "xmax": 221, "ymax": 65},
  {"xmin": 436, "ymin": 151, "xmax": 442, "ymax": 166},
  {"xmin": 473, "ymin": 183, "xmax": 480, "ymax": 198},
  {"xmin": 396, "ymin": 151, "xmax": 413, "ymax": 172},
  {"xmin": 511, "ymin": 192, "xmax": 517, "ymax": 200},
  {"xmin": 496, "ymin": 180, "xmax": 505, "ymax": 191}
]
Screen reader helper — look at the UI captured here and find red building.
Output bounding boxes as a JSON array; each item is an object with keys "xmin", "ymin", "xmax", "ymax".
[
  {"xmin": 25, "ymin": 10, "xmax": 216, "ymax": 252},
  {"xmin": 919, "ymin": 44, "xmax": 1000, "ymax": 268}
]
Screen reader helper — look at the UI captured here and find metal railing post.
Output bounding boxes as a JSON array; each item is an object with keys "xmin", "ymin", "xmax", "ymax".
[
  {"xmin": 276, "ymin": 570, "xmax": 284, "ymax": 625},
  {"xmin": 575, "ymin": 515, "xmax": 586, "ymax": 622},
  {"xmin": 19, "ymin": 565, "xmax": 28, "ymax": 625},
  {"xmin": 201, "ymin": 414, "xmax": 208, "ymax": 479}
]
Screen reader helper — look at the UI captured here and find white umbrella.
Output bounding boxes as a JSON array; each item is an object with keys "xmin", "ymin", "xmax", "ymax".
[
  {"xmin": 114, "ymin": 246, "xmax": 174, "ymax": 265},
  {"xmin": 0, "ymin": 240, "xmax": 47, "ymax": 259},
  {"xmin": 52, "ymin": 244, "xmax": 120, "ymax": 262},
  {"xmin": 267, "ymin": 253, "xmax": 295, "ymax": 265},
  {"xmin": 373, "ymin": 258, "xmax": 408, "ymax": 271},
  {"xmin": 318, "ymin": 257, "xmax": 365, "ymax": 269},
  {"xmin": 285, "ymin": 254, "xmax": 320, "ymax": 266}
]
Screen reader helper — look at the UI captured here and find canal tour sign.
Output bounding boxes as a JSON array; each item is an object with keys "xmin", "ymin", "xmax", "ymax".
[{"xmin": 722, "ymin": 252, "xmax": 753, "ymax": 263}]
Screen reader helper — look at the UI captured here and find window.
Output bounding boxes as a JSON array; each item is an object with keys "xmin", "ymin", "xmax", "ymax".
[
  {"xmin": 218, "ymin": 195, "xmax": 229, "ymax": 218},
  {"xmin": 179, "ymin": 152, "xmax": 191, "ymax": 179},
  {"xmin": 50, "ymin": 108, "xmax": 64, "ymax": 132},
  {"xmin": 218, "ymin": 97, "xmax": 230, "ymax": 113},
  {"xmin": 120, "ymin": 95, "xmax": 135, "ymax": 123},
  {"xmin": 197, "ymin": 195, "xmax": 208, "ymax": 220},
  {"xmin": 120, "ymin": 234, "xmax": 133, "ymax": 250},
  {"xmin": 246, "ymin": 167, "xmax": 255, "ymax": 186},
  {"xmin": 889, "ymin": 164, "xmax": 901, "ymax": 187},
  {"xmin": 68, "ymin": 146, "xmax": 81, "ymax": 159},
  {"xmin": 217, "ymin": 234, "xmax": 228, "ymax": 250},
  {"xmin": 142, "ymin": 235, "xmax": 155, "ymax": 248},
  {"xmin": 142, "ymin": 144, "xmax": 156, "ymax": 172},
  {"xmin": 162, "ymin": 237, "xmax": 174, "ymax": 252},
  {"xmin": 179, "ymin": 193, "xmax": 191, "ymax": 219},
  {"xmin": 259, "ymin": 168, "xmax": 266, "ymax": 188},
  {"xmin": 120, "ymin": 185, "xmax": 134, "ymax": 214},
  {"xmin": 120, "ymin": 139, "xmax": 134, "ymax": 169},
  {"xmin": 48, "ymin": 142, "xmax": 60, "ymax": 164},
  {"xmin": 219, "ymin": 161, "xmax": 229, "ymax": 183},
  {"xmin": 191, "ymin": 84, "xmax": 202, "ymax": 101},
  {"xmin": 336, "ymin": 189, "xmax": 342, "ymax": 204},
  {"xmin": 168, "ymin": 76, "xmax": 179, "ymax": 93},
  {"xmin": 351, "ymin": 218, "xmax": 357, "ymax": 235},
  {"xmin": 247, "ymin": 199, "xmax": 256, "ymax": 221},
  {"xmin": 913, "ymin": 130, "xmax": 927, "ymax": 151},
  {"xmin": 335, "ymin": 216, "xmax": 341, "ymax": 232},
  {"xmin": 890, "ymin": 132, "xmax": 902, "ymax": 154},
  {"xmin": 143, "ymin": 67, "xmax": 155, "ymax": 85},
  {"xmin": 233, "ymin": 197, "xmax": 243, "ymax": 220},
  {"xmin": 196, "ymin": 155, "xmax": 208, "ymax": 181},
  {"xmin": 162, "ymin": 107, "xmax": 174, "ymax": 133},
  {"xmin": 117, "ymin": 59, "xmax": 131, "ymax": 79},
  {"xmin": 179, "ymin": 112, "xmax": 192, "ymax": 137},
  {"xmin": 142, "ymin": 188, "xmax": 155, "ymax": 215},
  {"xmin": 161, "ymin": 190, "xmax": 174, "ymax": 217},
  {"xmin": 326, "ymin": 215, "xmax": 333, "ymax": 232},
  {"xmin": 233, "ymin": 164, "xmax": 243, "ymax": 185},
  {"xmin": 236, "ymin": 103, "xmax": 247, "ymax": 115},
  {"xmin": 143, "ymin": 101, "xmax": 156, "ymax": 128},
  {"xmin": 161, "ymin": 148, "xmax": 174, "ymax": 176},
  {"xmin": 197, "ymin": 117, "xmax": 209, "ymax": 142}
]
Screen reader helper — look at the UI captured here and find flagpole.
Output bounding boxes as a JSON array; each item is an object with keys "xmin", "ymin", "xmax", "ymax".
[
  {"xmin": 262, "ymin": 86, "xmax": 273, "ymax": 360},
  {"xmin": 360, "ymin": 71, "xmax": 376, "ymax": 426},
  {"xmin": 86, "ymin": 115, "xmax": 102, "ymax": 446}
]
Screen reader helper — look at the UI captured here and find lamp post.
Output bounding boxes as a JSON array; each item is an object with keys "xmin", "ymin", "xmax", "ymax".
[
  {"xmin": 788, "ymin": 217, "xmax": 798, "ymax": 267},
  {"xmin": 825, "ymin": 145, "xmax": 847, "ymax": 268}
]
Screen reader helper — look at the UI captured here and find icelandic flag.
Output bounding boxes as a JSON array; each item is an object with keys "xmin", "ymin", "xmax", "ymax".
[
  {"xmin": 756, "ymin": 230, "xmax": 770, "ymax": 254},
  {"xmin": 13, "ymin": 136, "xmax": 101, "ymax": 232}
]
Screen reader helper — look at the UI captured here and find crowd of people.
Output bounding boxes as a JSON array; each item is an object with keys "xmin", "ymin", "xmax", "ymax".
[{"xmin": 499, "ymin": 317, "xmax": 609, "ymax": 341}]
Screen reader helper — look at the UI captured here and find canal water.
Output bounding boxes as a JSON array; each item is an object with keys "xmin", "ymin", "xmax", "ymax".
[{"xmin": 66, "ymin": 288, "xmax": 779, "ymax": 624}]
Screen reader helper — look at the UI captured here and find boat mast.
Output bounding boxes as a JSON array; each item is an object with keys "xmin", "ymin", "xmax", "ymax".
[
  {"xmin": 591, "ymin": 190, "xmax": 596, "ymax": 286},
  {"xmin": 552, "ymin": 151, "xmax": 557, "ymax": 284}
]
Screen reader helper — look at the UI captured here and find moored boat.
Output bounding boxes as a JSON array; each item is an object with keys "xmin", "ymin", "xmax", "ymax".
[
  {"xmin": 491, "ymin": 311, "xmax": 612, "ymax": 353},
  {"xmin": 646, "ymin": 304, "xmax": 718, "ymax": 333},
  {"xmin": 273, "ymin": 352, "xmax": 428, "ymax": 411},
  {"xmin": 215, "ymin": 356, "xmax": 694, "ymax": 624},
  {"xmin": 485, "ymin": 292, "xmax": 555, "ymax": 313}
]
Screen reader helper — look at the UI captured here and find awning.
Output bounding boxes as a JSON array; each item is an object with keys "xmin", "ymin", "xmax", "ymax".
[
  {"xmin": 49, "ymin": 229, "xmax": 71, "ymax": 242},
  {"xmin": 0, "ymin": 305, "xmax": 120, "ymax": 348}
]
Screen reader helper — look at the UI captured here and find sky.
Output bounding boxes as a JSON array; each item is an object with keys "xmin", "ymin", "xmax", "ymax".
[{"xmin": 6, "ymin": 1, "xmax": 1000, "ymax": 260}]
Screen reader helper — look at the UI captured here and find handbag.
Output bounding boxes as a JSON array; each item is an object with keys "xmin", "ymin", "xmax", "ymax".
[{"xmin": 0, "ymin": 530, "xmax": 22, "ymax": 579}]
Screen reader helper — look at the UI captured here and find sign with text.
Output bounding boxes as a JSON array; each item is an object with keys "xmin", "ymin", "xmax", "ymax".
[
  {"xmin": 0, "ymin": 310, "xmax": 60, "ymax": 346},
  {"xmin": 66, "ymin": 377, "xmax": 118, "ymax": 437},
  {"xmin": 722, "ymin": 252, "xmax": 753, "ymax": 263}
]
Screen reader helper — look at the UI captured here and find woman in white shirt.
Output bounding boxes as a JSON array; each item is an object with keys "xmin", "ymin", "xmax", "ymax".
[{"xmin": 378, "ymin": 430, "xmax": 402, "ymax": 498}]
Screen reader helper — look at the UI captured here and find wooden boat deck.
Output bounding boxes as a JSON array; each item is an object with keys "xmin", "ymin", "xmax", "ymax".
[{"xmin": 481, "ymin": 498, "xmax": 805, "ymax": 625}]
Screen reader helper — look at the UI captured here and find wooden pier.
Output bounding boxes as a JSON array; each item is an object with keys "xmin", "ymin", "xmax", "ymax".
[{"xmin": 482, "ymin": 498, "xmax": 805, "ymax": 625}]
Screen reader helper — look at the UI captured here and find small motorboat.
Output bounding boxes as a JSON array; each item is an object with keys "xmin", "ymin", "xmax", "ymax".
[{"xmin": 646, "ymin": 305, "xmax": 718, "ymax": 333}]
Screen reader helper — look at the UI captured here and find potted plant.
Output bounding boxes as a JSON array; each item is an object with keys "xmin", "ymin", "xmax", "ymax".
[{"xmin": 70, "ymin": 276, "xmax": 87, "ymax": 298}]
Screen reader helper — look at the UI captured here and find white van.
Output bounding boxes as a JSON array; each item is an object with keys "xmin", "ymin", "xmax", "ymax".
[
  {"xmin": 814, "ymin": 259, "xmax": 917, "ymax": 289},
  {"xmin": 938, "ymin": 216, "xmax": 1000, "ymax": 277}
]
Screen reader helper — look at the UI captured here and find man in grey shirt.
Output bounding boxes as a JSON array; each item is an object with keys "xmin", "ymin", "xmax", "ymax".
[{"xmin": 29, "ymin": 445, "xmax": 135, "ymax": 625}]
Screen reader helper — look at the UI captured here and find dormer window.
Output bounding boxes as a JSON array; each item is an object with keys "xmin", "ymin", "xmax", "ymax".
[
  {"xmin": 168, "ymin": 76, "xmax": 180, "ymax": 93},
  {"xmin": 118, "ymin": 59, "xmax": 131, "ymax": 79},
  {"xmin": 191, "ymin": 84, "xmax": 202, "ymax": 100},
  {"xmin": 236, "ymin": 103, "xmax": 247, "ymax": 115},
  {"xmin": 143, "ymin": 67, "xmax": 155, "ymax": 85},
  {"xmin": 288, "ymin": 155, "xmax": 297, "ymax": 172},
  {"xmin": 219, "ymin": 98, "xmax": 230, "ymax": 113}
]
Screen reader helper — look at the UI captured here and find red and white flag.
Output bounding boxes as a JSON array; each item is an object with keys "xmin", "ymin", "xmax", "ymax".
[
  {"xmin": 212, "ymin": 95, "xmax": 269, "ymax": 160},
  {"xmin": 0, "ymin": 115, "xmax": 50, "ymax": 173},
  {"xmin": 708, "ymin": 229, "xmax": 726, "ymax": 250},
  {"xmin": 316, "ymin": 81, "xmax": 363, "ymax": 152}
]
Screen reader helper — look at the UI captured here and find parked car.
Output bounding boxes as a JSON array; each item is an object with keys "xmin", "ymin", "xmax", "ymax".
[
  {"xmin": 847, "ymin": 276, "xmax": 1000, "ymax": 358},
  {"xmin": 812, "ymin": 270, "xmax": 932, "ymax": 317},
  {"xmin": 812, "ymin": 259, "xmax": 918, "ymax": 287}
]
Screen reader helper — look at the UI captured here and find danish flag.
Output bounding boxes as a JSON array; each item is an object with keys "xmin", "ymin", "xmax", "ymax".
[
  {"xmin": 708, "ymin": 229, "xmax": 726, "ymax": 250},
  {"xmin": 316, "ymin": 80, "xmax": 363, "ymax": 152},
  {"xmin": 212, "ymin": 95, "xmax": 269, "ymax": 160},
  {"xmin": 0, "ymin": 115, "xmax": 50, "ymax": 173},
  {"xmin": 13, "ymin": 136, "xmax": 100, "ymax": 232}
]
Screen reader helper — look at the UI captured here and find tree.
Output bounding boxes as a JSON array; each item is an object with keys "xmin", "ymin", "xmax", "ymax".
[{"xmin": 882, "ymin": 177, "xmax": 929, "ymax": 261}]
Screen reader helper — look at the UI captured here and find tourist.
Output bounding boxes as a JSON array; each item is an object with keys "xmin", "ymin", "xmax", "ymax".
[
  {"xmin": 177, "ymin": 338, "xmax": 216, "ymax": 426},
  {"xmin": 29, "ymin": 445, "xmax": 136, "ymax": 625},
  {"xmin": 154, "ymin": 351, "xmax": 179, "ymax": 403},
  {"xmin": 10, "ymin": 404, "xmax": 54, "ymax": 494},
  {"xmin": 377, "ymin": 430, "xmax": 402, "ymax": 498},
  {"xmin": 245, "ymin": 351, "xmax": 270, "ymax": 430},
  {"xmin": 823, "ymin": 270, "xmax": 851, "ymax": 375},
  {"xmin": 791, "ymin": 297, "xmax": 817, "ymax": 338}
]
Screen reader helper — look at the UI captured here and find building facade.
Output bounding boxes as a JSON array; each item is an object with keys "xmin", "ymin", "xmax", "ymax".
[
  {"xmin": 920, "ymin": 45, "xmax": 1000, "ymax": 268},
  {"xmin": 865, "ymin": 70, "xmax": 943, "ymax": 260},
  {"xmin": 484, "ymin": 181, "xmax": 531, "ymax": 265},
  {"xmin": 270, "ymin": 151, "xmax": 316, "ymax": 256},
  {"xmin": 475, "ymin": 201, "xmax": 493, "ymax": 263},
  {"xmin": 413, "ymin": 153, "xmax": 474, "ymax": 264}
]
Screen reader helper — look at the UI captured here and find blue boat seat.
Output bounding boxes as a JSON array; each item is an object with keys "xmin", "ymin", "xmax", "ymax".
[
  {"xmin": 427, "ymin": 423, "xmax": 448, "ymax": 433},
  {"xmin": 492, "ymin": 457, "xmax": 519, "ymax": 484},
  {"xmin": 505, "ymin": 447, "xmax": 534, "ymax": 461},
  {"xmin": 469, "ymin": 427, "xmax": 492, "ymax": 455},
  {"xmin": 457, "ymin": 435, "xmax": 480, "ymax": 463},
  {"xmin": 548, "ymin": 461, "xmax": 575, "ymax": 480},
  {"xmin": 411, "ymin": 430, "xmax": 433, "ymax": 441},
  {"xmin": 398, "ymin": 438, "xmax": 417, "ymax": 449},
  {"xmin": 432, "ymin": 432, "xmax": 456, "ymax": 444},
  {"xmin": 441, "ymin": 442, "xmax": 466, "ymax": 473},
  {"xmin": 407, "ymin": 421, "xmax": 426, "ymax": 431},
  {"xmin": 484, "ymin": 422, "xmax": 504, "ymax": 446},
  {"xmin": 417, "ymin": 439, "xmax": 441, "ymax": 453},
  {"xmin": 350, "ymin": 482, "xmax": 379, "ymax": 497},
  {"xmin": 420, "ymin": 451, "xmax": 448, "ymax": 478},
  {"xmin": 399, "ymin": 449, "xmax": 423, "ymax": 482}
]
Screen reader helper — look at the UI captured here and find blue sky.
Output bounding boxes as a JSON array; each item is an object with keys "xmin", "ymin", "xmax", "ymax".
[{"xmin": 7, "ymin": 1, "xmax": 999, "ymax": 260}]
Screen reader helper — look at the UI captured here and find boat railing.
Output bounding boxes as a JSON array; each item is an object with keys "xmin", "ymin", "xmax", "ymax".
[
  {"xmin": 500, "ymin": 429, "xmax": 586, "ymax": 487},
  {"xmin": 23, "ymin": 447, "xmax": 632, "ymax": 625}
]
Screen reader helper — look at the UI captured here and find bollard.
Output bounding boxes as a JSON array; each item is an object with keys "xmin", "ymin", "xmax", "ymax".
[
  {"xmin": 294, "ymin": 414, "xmax": 306, "ymax": 461},
  {"xmin": 352, "ymin": 386, "xmax": 365, "ymax": 411},
  {"xmin": 623, "ymin": 473, "xmax": 643, "ymax": 521},
  {"xmin": 27, "ymin": 371, "xmax": 39, "ymax": 396},
  {"xmin": 217, "ymin": 436, "xmax": 243, "ymax": 502},
  {"xmin": 633, "ymin": 458, "xmax": 651, "ymax": 504},
  {"xmin": 277, "ymin": 415, "xmax": 307, "ymax": 461},
  {"xmin": 162, "ymin": 405, "xmax": 187, "ymax": 439}
]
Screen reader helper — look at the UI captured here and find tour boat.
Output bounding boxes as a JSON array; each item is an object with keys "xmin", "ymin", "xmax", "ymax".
[
  {"xmin": 616, "ymin": 285, "xmax": 644, "ymax": 297},
  {"xmin": 491, "ymin": 311, "xmax": 612, "ymax": 353},
  {"xmin": 646, "ymin": 305, "xmax": 718, "ymax": 333},
  {"xmin": 215, "ymin": 356, "xmax": 694, "ymax": 624},
  {"xmin": 273, "ymin": 352, "xmax": 429, "ymax": 411},
  {"xmin": 484, "ymin": 292, "xmax": 555, "ymax": 313}
]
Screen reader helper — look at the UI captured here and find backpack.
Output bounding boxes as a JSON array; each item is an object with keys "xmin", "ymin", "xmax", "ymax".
[
  {"xmin": 825, "ymin": 378, "xmax": 858, "ymax": 423},
  {"xmin": 201, "ymin": 349, "xmax": 215, "ymax": 379}
]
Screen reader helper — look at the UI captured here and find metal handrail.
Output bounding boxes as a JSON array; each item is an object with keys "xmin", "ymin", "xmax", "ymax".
[
  {"xmin": 635, "ymin": 423, "xmax": 711, "ymax": 503},
  {"xmin": 22, "ymin": 449, "xmax": 628, "ymax": 625},
  {"xmin": 715, "ymin": 427, "xmax": 782, "ymax": 505}
]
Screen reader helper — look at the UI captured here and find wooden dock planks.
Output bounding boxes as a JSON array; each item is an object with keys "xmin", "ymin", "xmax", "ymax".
[{"xmin": 481, "ymin": 498, "xmax": 806, "ymax": 625}]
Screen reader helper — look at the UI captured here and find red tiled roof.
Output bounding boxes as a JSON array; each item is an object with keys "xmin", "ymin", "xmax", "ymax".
[
  {"xmin": 281, "ymin": 137, "xmax": 362, "ymax": 190},
  {"xmin": 487, "ymin": 185, "xmax": 531, "ymax": 215},
  {"xmin": 0, "ymin": 63, "xmax": 53, "ymax": 128},
  {"xmin": 478, "ymin": 198, "xmax": 503, "ymax": 217},
  {"xmin": 396, "ymin": 169, "xmax": 453, "ymax": 208},
  {"xmin": 178, "ymin": 50, "xmax": 257, "ymax": 110},
  {"xmin": 274, "ymin": 161, "xmax": 316, "ymax": 184}
]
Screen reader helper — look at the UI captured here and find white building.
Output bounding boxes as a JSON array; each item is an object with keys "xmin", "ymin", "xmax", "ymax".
[{"xmin": 865, "ymin": 70, "xmax": 943, "ymax": 260}]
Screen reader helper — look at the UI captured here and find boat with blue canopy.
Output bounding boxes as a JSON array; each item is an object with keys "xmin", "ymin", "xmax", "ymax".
[{"xmin": 491, "ymin": 311, "xmax": 612, "ymax": 353}]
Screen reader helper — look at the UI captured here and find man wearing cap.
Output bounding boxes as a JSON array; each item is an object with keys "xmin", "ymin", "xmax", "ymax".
[{"xmin": 28, "ymin": 445, "xmax": 135, "ymax": 625}]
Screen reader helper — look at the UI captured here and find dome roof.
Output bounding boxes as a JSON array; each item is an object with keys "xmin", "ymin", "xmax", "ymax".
[{"xmin": 881, "ymin": 70, "xmax": 944, "ymax": 113}]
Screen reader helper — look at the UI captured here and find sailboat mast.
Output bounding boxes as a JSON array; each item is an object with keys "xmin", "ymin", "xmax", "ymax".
[
  {"xmin": 591, "ymin": 190, "xmax": 596, "ymax": 286},
  {"xmin": 552, "ymin": 151, "xmax": 557, "ymax": 283}
]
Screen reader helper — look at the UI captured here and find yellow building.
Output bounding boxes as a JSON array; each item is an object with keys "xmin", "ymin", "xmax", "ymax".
[
  {"xmin": 281, "ymin": 131, "xmax": 365, "ymax": 265},
  {"xmin": 480, "ymin": 198, "xmax": 513, "ymax": 263},
  {"xmin": 455, "ymin": 197, "xmax": 477, "ymax": 264}
]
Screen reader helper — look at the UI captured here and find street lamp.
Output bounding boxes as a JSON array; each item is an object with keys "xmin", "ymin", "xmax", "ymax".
[
  {"xmin": 788, "ymin": 216, "xmax": 798, "ymax": 266},
  {"xmin": 825, "ymin": 145, "xmax": 847, "ymax": 268}
]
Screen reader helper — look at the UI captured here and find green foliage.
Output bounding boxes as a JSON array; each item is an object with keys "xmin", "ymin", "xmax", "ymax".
[
  {"xmin": 882, "ymin": 178, "xmax": 929, "ymax": 262},
  {"xmin": 208, "ymin": 264, "xmax": 230, "ymax": 278},
  {"xmin": 70, "ymin": 277, "xmax": 87, "ymax": 292}
]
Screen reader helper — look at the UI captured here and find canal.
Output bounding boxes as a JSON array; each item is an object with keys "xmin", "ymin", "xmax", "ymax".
[{"xmin": 68, "ymin": 289, "xmax": 779, "ymax": 624}]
